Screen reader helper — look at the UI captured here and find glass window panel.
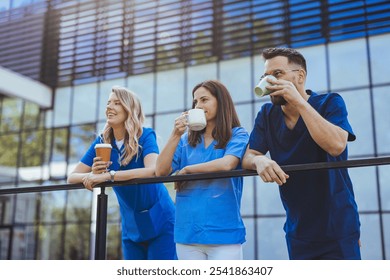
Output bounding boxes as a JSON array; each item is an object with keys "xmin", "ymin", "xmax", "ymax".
[
  {"xmin": 20, "ymin": 130, "xmax": 44, "ymax": 169},
  {"xmin": 359, "ymin": 213, "xmax": 383, "ymax": 260},
  {"xmin": 105, "ymin": 188, "xmax": 120, "ymax": 223},
  {"xmin": 339, "ymin": 90, "xmax": 374, "ymax": 157},
  {"xmin": 144, "ymin": 115, "xmax": 153, "ymax": 128},
  {"xmin": 0, "ymin": 98, "xmax": 23, "ymax": 133},
  {"xmin": 256, "ymin": 176, "xmax": 285, "ymax": 216},
  {"xmin": 64, "ymin": 223, "xmax": 90, "ymax": 259},
  {"xmin": 219, "ymin": 57, "xmax": 252, "ymax": 103},
  {"xmin": 14, "ymin": 193, "xmax": 37, "ymax": 223},
  {"xmin": 42, "ymin": 128, "xmax": 52, "ymax": 173},
  {"xmin": 242, "ymin": 217, "xmax": 254, "ymax": 260},
  {"xmin": 51, "ymin": 128, "xmax": 68, "ymax": 178},
  {"xmin": 373, "ymin": 86, "xmax": 390, "ymax": 155},
  {"xmin": 0, "ymin": 134, "xmax": 18, "ymax": 183},
  {"xmin": 252, "ymin": 53, "xmax": 265, "ymax": 94},
  {"xmin": 379, "ymin": 165, "xmax": 390, "ymax": 211},
  {"xmin": 106, "ymin": 223, "xmax": 121, "ymax": 260},
  {"xmin": 22, "ymin": 102, "xmax": 40, "ymax": 130},
  {"xmin": 384, "ymin": 214, "xmax": 390, "ymax": 259},
  {"xmin": 156, "ymin": 68, "xmax": 184, "ymax": 113},
  {"xmin": 0, "ymin": 1, "xmax": 10, "ymax": 10},
  {"xmin": 369, "ymin": 34, "xmax": 390, "ymax": 85},
  {"xmin": 300, "ymin": 45, "xmax": 328, "ymax": 92},
  {"xmin": 68, "ymin": 124, "xmax": 95, "ymax": 168},
  {"xmin": 257, "ymin": 217, "xmax": 288, "ymax": 260},
  {"xmin": 186, "ymin": 63, "xmax": 218, "ymax": 109},
  {"xmin": 40, "ymin": 191, "xmax": 66, "ymax": 223},
  {"xmin": 235, "ymin": 103, "xmax": 254, "ymax": 136},
  {"xmin": 127, "ymin": 73, "xmax": 154, "ymax": 116},
  {"xmin": 329, "ymin": 38, "xmax": 369, "ymax": 90},
  {"xmin": 154, "ymin": 112, "xmax": 178, "ymax": 151},
  {"xmin": 65, "ymin": 189, "xmax": 92, "ymax": 223},
  {"xmin": 12, "ymin": 0, "xmax": 32, "ymax": 8},
  {"xmin": 11, "ymin": 226, "xmax": 36, "ymax": 260},
  {"xmin": 72, "ymin": 83, "xmax": 98, "ymax": 125},
  {"xmin": 0, "ymin": 195, "xmax": 13, "ymax": 224},
  {"xmin": 37, "ymin": 225, "xmax": 64, "ymax": 260},
  {"xmin": 0, "ymin": 228, "xmax": 10, "ymax": 260},
  {"xmin": 349, "ymin": 166, "xmax": 378, "ymax": 212},
  {"xmin": 96, "ymin": 120, "xmax": 107, "ymax": 135},
  {"xmin": 53, "ymin": 87, "xmax": 71, "ymax": 127},
  {"xmin": 241, "ymin": 177, "xmax": 254, "ymax": 216}
]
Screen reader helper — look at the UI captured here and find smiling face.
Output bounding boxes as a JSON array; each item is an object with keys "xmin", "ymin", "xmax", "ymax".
[
  {"xmin": 192, "ymin": 86, "xmax": 218, "ymax": 125},
  {"xmin": 106, "ymin": 92, "xmax": 127, "ymax": 129}
]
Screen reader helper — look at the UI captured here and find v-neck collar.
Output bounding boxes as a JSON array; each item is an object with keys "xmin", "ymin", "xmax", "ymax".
[
  {"xmin": 280, "ymin": 91, "xmax": 314, "ymax": 132},
  {"xmin": 201, "ymin": 134, "xmax": 215, "ymax": 150}
]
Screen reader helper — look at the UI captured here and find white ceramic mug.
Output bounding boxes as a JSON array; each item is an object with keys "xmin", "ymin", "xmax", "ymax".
[
  {"xmin": 254, "ymin": 74, "xmax": 277, "ymax": 97},
  {"xmin": 187, "ymin": 108, "xmax": 206, "ymax": 131}
]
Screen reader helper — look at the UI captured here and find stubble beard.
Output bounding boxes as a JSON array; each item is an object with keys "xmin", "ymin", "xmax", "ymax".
[{"xmin": 270, "ymin": 95, "xmax": 287, "ymax": 106}]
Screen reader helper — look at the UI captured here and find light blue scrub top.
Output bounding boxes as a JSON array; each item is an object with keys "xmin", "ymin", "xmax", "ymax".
[{"xmin": 172, "ymin": 126, "xmax": 249, "ymax": 245}]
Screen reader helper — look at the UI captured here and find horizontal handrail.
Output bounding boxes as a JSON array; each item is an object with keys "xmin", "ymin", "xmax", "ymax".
[
  {"xmin": 1, "ymin": 156, "xmax": 390, "ymax": 195},
  {"xmin": 2, "ymin": 155, "xmax": 390, "ymax": 260}
]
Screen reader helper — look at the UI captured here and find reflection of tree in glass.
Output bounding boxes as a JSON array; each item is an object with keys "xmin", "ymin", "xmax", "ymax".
[
  {"xmin": 52, "ymin": 128, "xmax": 68, "ymax": 162},
  {"xmin": 38, "ymin": 201, "xmax": 92, "ymax": 260},
  {"xmin": 64, "ymin": 222, "xmax": 90, "ymax": 259},
  {"xmin": 106, "ymin": 223, "xmax": 121, "ymax": 260},
  {"xmin": 0, "ymin": 134, "xmax": 18, "ymax": 167},
  {"xmin": 69, "ymin": 124, "xmax": 96, "ymax": 163},
  {"xmin": 0, "ymin": 98, "xmax": 22, "ymax": 132},
  {"xmin": 21, "ymin": 130, "xmax": 45, "ymax": 167},
  {"xmin": 0, "ymin": 98, "xmax": 45, "ymax": 168}
]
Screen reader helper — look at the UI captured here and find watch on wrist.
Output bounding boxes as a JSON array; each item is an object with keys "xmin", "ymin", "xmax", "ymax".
[{"xmin": 109, "ymin": 170, "xmax": 116, "ymax": 182}]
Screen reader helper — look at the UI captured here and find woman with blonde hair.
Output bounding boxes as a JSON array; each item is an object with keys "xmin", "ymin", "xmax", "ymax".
[{"xmin": 68, "ymin": 86, "xmax": 176, "ymax": 260}]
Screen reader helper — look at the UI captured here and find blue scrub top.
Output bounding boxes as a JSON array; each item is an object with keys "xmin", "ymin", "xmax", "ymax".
[
  {"xmin": 81, "ymin": 127, "xmax": 175, "ymax": 242},
  {"xmin": 172, "ymin": 126, "xmax": 249, "ymax": 245},
  {"xmin": 248, "ymin": 91, "xmax": 360, "ymax": 241}
]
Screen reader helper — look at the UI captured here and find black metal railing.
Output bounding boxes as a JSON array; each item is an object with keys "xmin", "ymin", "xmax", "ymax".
[{"xmin": 1, "ymin": 156, "xmax": 390, "ymax": 259}]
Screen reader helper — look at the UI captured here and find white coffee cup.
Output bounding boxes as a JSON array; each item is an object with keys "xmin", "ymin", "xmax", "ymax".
[
  {"xmin": 187, "ymin": 108, "xmax": 206, "ymax": 131},
  {"xmin": 254, "ymin": 75, "xmax": 277, "ymax": 97}
]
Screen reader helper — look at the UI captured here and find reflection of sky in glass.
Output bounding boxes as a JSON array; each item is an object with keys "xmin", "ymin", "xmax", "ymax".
[
  {"xmin": 0, "ymin": 1, "xmax": 10, "ymax": 11},
  {"xmin": 11, "ymin": 0, "xmax": 32, "ymax": 9}
]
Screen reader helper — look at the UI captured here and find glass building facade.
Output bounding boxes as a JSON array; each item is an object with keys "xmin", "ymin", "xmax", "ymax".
[{"xmin": 0, "ymin": 0, "xmax": 390, "ymax": 260}]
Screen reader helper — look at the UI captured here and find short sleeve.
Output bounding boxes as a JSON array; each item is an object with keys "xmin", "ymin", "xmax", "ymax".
[
  {"xmin": 80, "ymin": 137, "xmax": 102, "ymax": 167},
  {"xmin": 324, "ymin": 94, "xmax": 356, "ymax": 142},
  {"xmin": 248, "ymin": 104, "xmax": 269, "ymax": 154},
  {"xmin": 171, "ymin": 134, "xmax": 186, "ymax": 174},
  {"xmin": 140, "ymin": 127, "xmax": 160, "ymax": 156},
  {"xmin": 225, "ymin": 127, "xmax": 249, "ymax": 160}
]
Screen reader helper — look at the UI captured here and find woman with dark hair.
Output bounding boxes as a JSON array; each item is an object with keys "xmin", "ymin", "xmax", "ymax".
[
  {"xmin": 68, "ymin": 86, "xmax": 176, "ymax": 260},
  {"xmin": 156, "ymin": 80, "xmax": 249, "ymax": 260}
]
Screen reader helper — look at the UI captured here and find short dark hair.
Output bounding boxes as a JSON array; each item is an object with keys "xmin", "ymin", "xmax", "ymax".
[{"xmin": 262, "ymin": 48, "xmax": 307, "ymax": 74}]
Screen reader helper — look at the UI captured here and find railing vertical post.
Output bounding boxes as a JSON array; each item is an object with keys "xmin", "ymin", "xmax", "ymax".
[{"xmin": 94, "ymin": 186, "xmax": 108, "ymax": 260}]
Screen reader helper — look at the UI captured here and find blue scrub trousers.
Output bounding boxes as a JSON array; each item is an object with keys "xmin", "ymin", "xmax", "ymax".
[
  {"xmin": 286, "ymin": 232, "xmax": 361, "ymax": 260},
  {"xmin": 122, "ymin": 221, "xmax": 177, "ymax": 260}
]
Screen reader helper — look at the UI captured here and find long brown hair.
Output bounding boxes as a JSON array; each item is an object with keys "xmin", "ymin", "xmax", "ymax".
[
  {"xmin": 188, "ymin": 80, "xmax": 241, "ymax": 149},
  {"xmin": 101, "ymin": 86, "xmax": 144, "ymax": 166}
]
